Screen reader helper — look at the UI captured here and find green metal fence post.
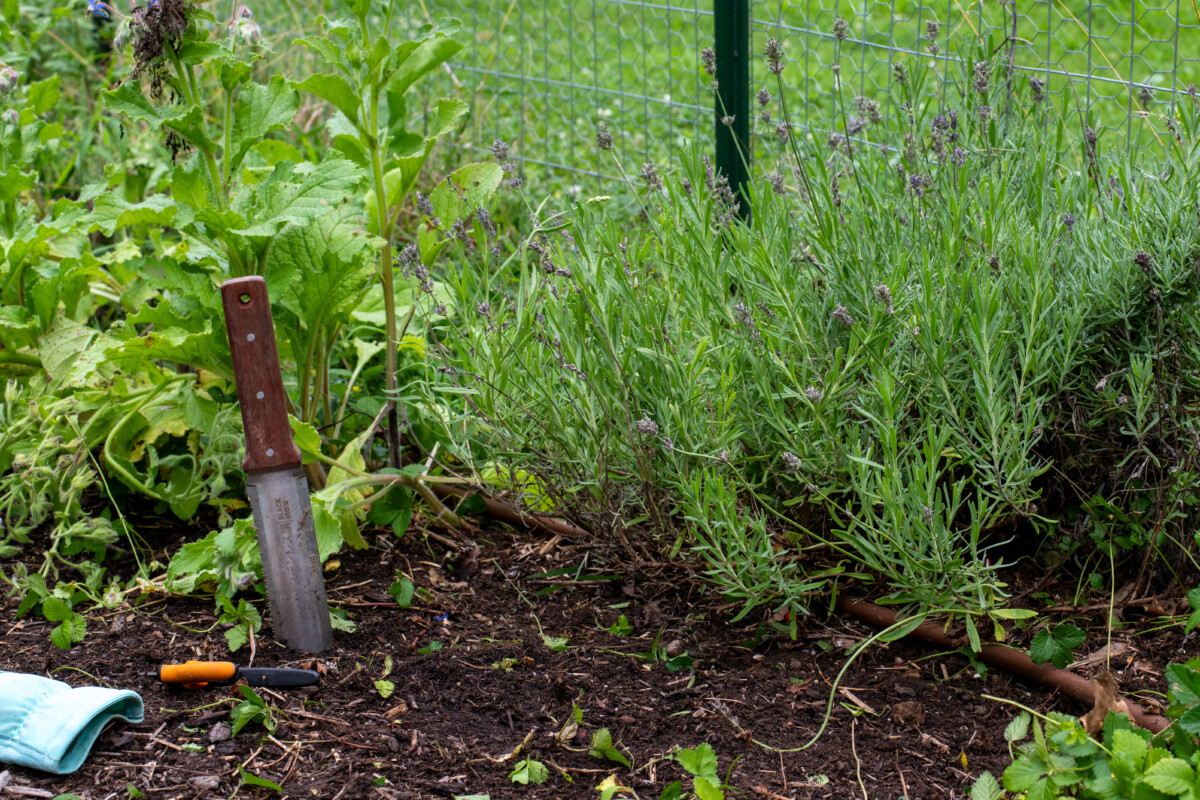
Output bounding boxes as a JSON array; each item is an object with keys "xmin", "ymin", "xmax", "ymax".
[{"xmin": 714, "ymin": 0, "xmax": 750, "ymax": 215}]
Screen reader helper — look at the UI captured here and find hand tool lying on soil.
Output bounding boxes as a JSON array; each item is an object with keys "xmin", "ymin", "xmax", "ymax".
[
  {"xmin": 149, "ymin": 662, "xmax": 321, "ymax": 689},
  {"xmin": 221, "ymin": 276, "xmax": 333, "ymax": 652}
]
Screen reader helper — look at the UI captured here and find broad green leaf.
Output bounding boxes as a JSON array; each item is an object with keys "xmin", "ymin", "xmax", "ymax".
[
  {"xmin": 228, "ymin": 76, "xmax": 300, "ymax": 176},
  {"xmin": 294, "ymin": 73, "xmax": 361, "ymax": 128},
  {"xmin": 692, "ymin": 776, "xmax": 724, "ymax": 800},
  {"xmin": 226, "ymin": 625, "xmax": 248, "ymax": 652},
  {"xmin": 50, "ymin": 616, "xmax": 86, "ymax": 650},
  {"xmin": 1186, "ymin": 588, "xmax": 1200, "ymax": 632},
  {"xmin": 312, "ymin": 493, "xmax": 345, "ymax": 562},
  {"xmin": 1002, "ymin": 755, "xmax": 1046, "ymax": 792},
  {"xmin": 388, "ymin": 575, "xmax": 414, "ymax": 608},
  {"xmin": 288, "ymin": 416, "xmax": 323, "ymax": 464},
  {"xmin": 81, "ymin": 194, "xmax": 177, "ymax": 237},
  {"xmin": 1143, "ymin": 757, "xmax": 1194, "ymax": 795},
  {"xmin": 102, "ymin": 83, "xmax": 214, "ymax": 150},
  {"xmin": 0, "ymin": 166, "xmax": 33, "ymax": 203},
  {"xmin": 656, "ymin": 781, "xmax": 683, "ymax": 800},
  {"xmin": 588, "ymin": 728, "xmax": 631, "ymax": 768},
  {"xmin": 374, "ymin": 680, "xmax": 394, "ymax": 698},
  {"xmin": 508, "ymin": 759, "xmax": 548, "ymax": 786},
  {"xmin": 970, "ymin": 771, "xmax": 1003, "ymax": 800},
  {"xmin": 1004, "ymin": 712, "xmax": 1031, "ymax": 743},
  {"xmin": 676, "ymin": 743, "xmax": 718, "ymax": 782},
  {"xmin": 25, "ymin": 75, "xmax": 60, "ymax": 115},
  {"xmin": 428, "ymin": 162, "xmax": 503, "ymax": 225},
  {"xmin": 42, "ymin": 596, "xmax": 73, "ymax": 622},
  {"xmin": 390, "ymin": 35, "xmax": 463, "ymax": 95}
]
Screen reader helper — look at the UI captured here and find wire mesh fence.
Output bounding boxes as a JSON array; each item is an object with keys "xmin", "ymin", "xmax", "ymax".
[{"xmin": 412, "ymin": 0, "xmax": 1199, "ymax": 193}]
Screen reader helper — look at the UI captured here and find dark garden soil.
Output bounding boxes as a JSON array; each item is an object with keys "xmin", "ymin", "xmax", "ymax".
[{"xmin": 1, "ymin": 522, "xmax": 1195, "ymax": 800}]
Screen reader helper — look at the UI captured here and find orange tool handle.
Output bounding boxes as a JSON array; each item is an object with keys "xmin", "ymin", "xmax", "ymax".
[{"xmin": 158, "ymin": 661, "xmax": 238, "ymax": 685}]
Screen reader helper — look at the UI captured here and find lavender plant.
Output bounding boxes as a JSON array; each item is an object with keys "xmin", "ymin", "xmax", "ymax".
[{"xmin": 445, "ymin": 38, "xmax": 1200, "ymax": 634}]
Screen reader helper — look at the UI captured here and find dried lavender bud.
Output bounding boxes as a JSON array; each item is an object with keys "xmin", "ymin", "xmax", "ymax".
[
  {"xmin": 925, "ymin": 20, "xmax": 939, "ymax": 40},
  {"xmin": 701, "ymin": 46, "xmax": 717, "ymax": 76},
  {"xmin": 831, "ymin": 304, "xmax": 855, "ymax": 327},
  {"xmin": 775, "ymin": 121, "xmax": 790, "ymax": 143},
  {"xmin": 434, "ymin": 302, "xmax": 447, "ymax": 315},
  {"xmin": 636, "ymin": 415, "xmax": 659, "ymax": 437},
  {"xmin": 872, "ymin": 283, "xmax": 893, "ymax": 314},
  {"xmin": 760, "ymin": 109, "xmax": 771, "ymax": 123},
  {"xmin": 1063, "ymin": 212, "xmax": 1075, "ymax": 232},
  {"xmin": 639, "ymin": 161, "xmax": 663, "ymax": 191},
  {"xmin": 757, "ymin": 87, "xmax": 771, "ymax": 106},
  {"xmin": 832, "ymin": 17, "xmax": 849, "ymax": 40},
  {"xmin": 717, "ymin": 450, "xmax": 730, "ymax": 463},
  {"xmin": 475, "ymin": 301, "xmax": 492, "ymax": 317},
  {"xmin": 769, "ymin": 172, "xmax": 786, "ymax": 196},
  {"xmin": 805, "ymin": 386, "xmax": 824, "ymax": 401},
  {"xmin": 763, "ymin": 38, "xmax": 785, "ymax": 76},
  {"xmin": 1095, "ymin": 375, "xmax": 1108, "ymax": 391},
  {"xmin": 987, "ymin": 254, "xmax": 1000, "ymax": 275},
  {"xmin": 1108, "ymin": 175, "xmax": 1124, "ymax": 199},
  {"xmin": 1029, "ymin": 76, "xmax": 1045, "ymax": 104},
  {"xmin": 681, "ymin": 178, "xmax": 692, "ymax": 195},
  {"xmin": 831, "ymin": 174, "xmax": 842, "ymax": 206},
  {"xmin": 781, "ymin": 451, "xmax": 803, "ymax": 472},
  {"xmin": 721, "ymin": 114, "xmax": 735, "ymax": 127},
  {"xmin": 1138, "ymin": 85, "xmax": 1153, "ymax": 108},
  {"xmin": 490, "ymin": 138, "xmax": 510, "ymax": 162},
  {"xmin": 973, "ymin": 60, "xmax": 991, "ymax": 95},
  {"xmin": 854, "ymin": 96, "xmax": 881, "ymax": 124},
  {"xmin": 596, "ymin": 123, "xmax": 613, "ymax": 151},
  {"xmin": 1134, "ymin": 249, "xmax": 1153, "ymax": 274},
  {"xmin": 952, "ymin": 146, "xmax": 966, "ymax": 167},
  {"xmin": 892, "ymin": 61, "xmax": 907, "ymax": 86},
  {"xmin": 977, "ymin": 104, "xmax": 991, "ymax": 124},
  {"xmin": 475, "ymin": 207, "xmax": 497, "ymax": 238}
]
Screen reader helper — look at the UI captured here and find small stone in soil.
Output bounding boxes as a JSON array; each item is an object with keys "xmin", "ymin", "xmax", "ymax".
[{"xmin": 208, "ymin": 723, "xmax": 231, "ymax": 743}]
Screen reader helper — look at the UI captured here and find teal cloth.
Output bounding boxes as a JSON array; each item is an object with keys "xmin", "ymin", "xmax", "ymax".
[{"xmin": 0, "ymin": 672, "xmax": 143, "ymax": 774}]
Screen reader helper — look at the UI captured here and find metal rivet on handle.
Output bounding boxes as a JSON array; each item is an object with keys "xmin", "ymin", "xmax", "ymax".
[
  {"xmin": 247, "ymin": 333, "xmax": 256, "ymax": 342},
  {"xmin": 256, "ymin": 391, "xmax": 265, "ymax": 399},
  {"xmin": 266, "ymin": 448, "xmax": 275, "ymax": 457}
]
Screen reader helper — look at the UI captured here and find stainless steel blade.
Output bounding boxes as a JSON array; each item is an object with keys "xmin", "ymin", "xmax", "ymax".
[{"xmin": 245, "ymin": 466, "xmax": 334, "ymax": 652}]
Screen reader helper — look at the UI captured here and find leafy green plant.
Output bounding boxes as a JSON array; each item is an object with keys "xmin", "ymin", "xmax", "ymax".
[
  {"xmin": 975, "ymin": 659, "xmax": 1200, "ymax": 798},
  {"xmin": 508, "ymin": 757, "xmax": 548, "ymax": 786},
  {"xmin": 588, "ymin": 728, "xmax": 632, "ymax": 768},
  {"xmin": 674, "ymin": 743, "xmax": 724, "ymax": 800},
  {"xmin": 1029, "ymin": 624, "xmax": 1087, "ymax": 670},
  {"xmin": 218, "ymin": 595, "xmax": 262, "ymax": 653},
  {"xmin": 230, "ymin": 685, "xmax": 278, "ymax": 737}
]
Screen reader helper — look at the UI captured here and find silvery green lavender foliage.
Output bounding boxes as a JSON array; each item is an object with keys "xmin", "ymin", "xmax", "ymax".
[{"xmin": 447, "ymin": 40, "xmax": 1200, "ymax": 636}]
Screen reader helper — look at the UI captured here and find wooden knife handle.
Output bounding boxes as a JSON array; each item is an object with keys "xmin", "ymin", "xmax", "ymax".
[{"xmin": 221, "ymin": 277, "xmax": 302, "ymax": 473}]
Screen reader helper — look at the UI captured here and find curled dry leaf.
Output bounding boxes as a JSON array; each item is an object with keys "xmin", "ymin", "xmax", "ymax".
[{"xmin": 1080, "ymin": 671, "xmax": 1134, "ymax": 736}]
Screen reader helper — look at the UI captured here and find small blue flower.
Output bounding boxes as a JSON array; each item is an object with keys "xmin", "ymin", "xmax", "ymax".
[
  {"xmin": 87, "ymin": 0, "xmax": 110, "ymax": 18},
  {"xmin": 952, "ymin": 146, "xmax": 966, "ymax": 167},
  {"xmin": 435, "ymin": 612, "xmax": 449, "ymax": 623}
]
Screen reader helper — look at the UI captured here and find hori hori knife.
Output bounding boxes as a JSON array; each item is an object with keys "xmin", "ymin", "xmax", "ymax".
[{"xmin": 221, "ymin": 276, "xmax": 333, "ymax": 653}]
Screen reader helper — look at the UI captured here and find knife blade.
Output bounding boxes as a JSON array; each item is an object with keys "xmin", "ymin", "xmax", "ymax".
[{"xmin": 221, "ymin": 276, "xmax": 333, "ymax": 653}]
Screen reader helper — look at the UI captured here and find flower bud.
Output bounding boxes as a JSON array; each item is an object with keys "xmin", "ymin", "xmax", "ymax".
[
  {"xmin": 1, "ymin": 109, "xmax": 17, "ymax": 126},
  {"xmin": 0, "ymin": 64, "xmax": 19, "ymax": 95}
]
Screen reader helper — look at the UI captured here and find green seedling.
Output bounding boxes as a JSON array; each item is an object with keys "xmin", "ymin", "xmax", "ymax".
[
  {"xmin": 508, "ymin": 758, "xmax": 548, "ymax": 785},
  {"xmin": 587, "ymin": 727, "xmax": 631, "ymax": 768},
  {"xmin": 1029, "ymin": 623, "xmax": 1086, "ymax": 670},
  {"xmin": 230, "ymin": 686, "xmax": 279, "ymax": 737},
  {"xmin": 218, "ymin": 596, "xmax": 262, "ymax": 653}
]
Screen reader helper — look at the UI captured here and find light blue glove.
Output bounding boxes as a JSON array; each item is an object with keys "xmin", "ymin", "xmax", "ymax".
[{"xmin": 0, "ymin": 672, "xmax": 144, "ymax": 775}]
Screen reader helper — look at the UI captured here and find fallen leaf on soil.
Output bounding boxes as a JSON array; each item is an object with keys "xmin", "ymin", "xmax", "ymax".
[
  {"xmin": 1081, "ymin": 671, "xmax": 1134, "ymax": 736},
  {"xmin": 188, "ymin": 776, "xmax": 220, "ymax": 791},
  {"xmin": 640, "ymin": 601, "xmax": 663, "ymax": 628},
  {"xmin": 892, "ymin": 701, "xmax": 926, "ymax": 728},
  {"xmin": 385, "ymin": 701, "xmax": 409, "ymax": 720}
]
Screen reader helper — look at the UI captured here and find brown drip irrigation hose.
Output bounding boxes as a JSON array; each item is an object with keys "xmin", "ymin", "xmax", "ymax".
[
  {"xmin": 430, "ymin": 483, "xmax": 591, "ymax": 539},
  {"xmin": 835, "ymin": 595, "xmax": 1170, "ymax": 733}
]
